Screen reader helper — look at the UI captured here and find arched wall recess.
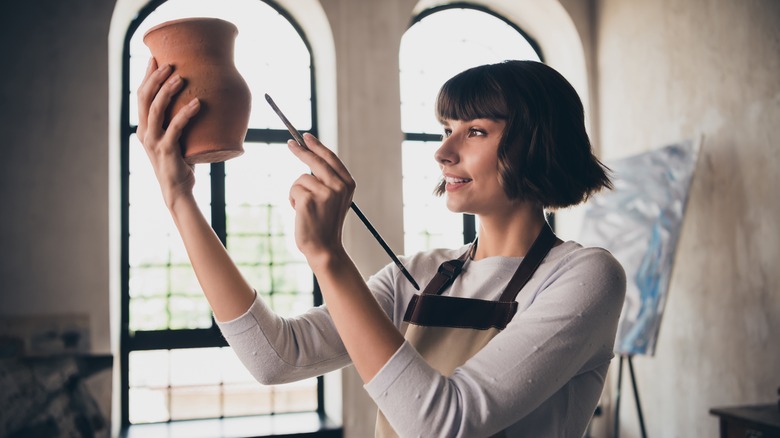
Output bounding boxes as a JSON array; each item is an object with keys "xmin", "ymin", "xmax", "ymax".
[{"xmin": 411, "ymin": 0, "xmax": 591, "ymax": 132}]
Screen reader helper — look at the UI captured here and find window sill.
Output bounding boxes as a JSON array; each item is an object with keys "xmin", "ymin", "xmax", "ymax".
[{"xmin": 121, "ymin": 413, "xmax": 342, "ymax": 438}]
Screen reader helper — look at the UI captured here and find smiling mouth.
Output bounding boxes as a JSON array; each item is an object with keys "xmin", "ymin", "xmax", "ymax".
[
  {"xmin": 444, "ymin": 176, "xmax": 472, "ymax": 192},
  {"xmin": 445, "ymin": 176, "xmax": 472, "ymax": 184}
]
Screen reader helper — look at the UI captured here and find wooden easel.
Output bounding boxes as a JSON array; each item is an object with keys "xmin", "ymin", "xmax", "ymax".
[{"xmin": 613, "ymin": 354, "xmax": 648, "ymax": 438}]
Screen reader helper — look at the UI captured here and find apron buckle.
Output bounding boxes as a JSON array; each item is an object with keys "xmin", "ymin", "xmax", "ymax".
[{"xmin": 437, "ymin": 259, "xmax": 464, "ymax": 280}]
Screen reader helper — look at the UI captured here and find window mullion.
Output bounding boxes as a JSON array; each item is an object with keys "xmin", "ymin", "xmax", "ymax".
[{"xmin": 210, "ymin": 161, "xmax": 227, "ymax": 247}]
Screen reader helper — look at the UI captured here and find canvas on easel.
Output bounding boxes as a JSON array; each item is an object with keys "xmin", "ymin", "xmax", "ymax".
[
  {"xmin": 578, "ymin": 138, "xmax": 701, "ymax": 437},
  {"xmin": 579, "ymin": 138, "xmax": 701, "ymax": 356}
]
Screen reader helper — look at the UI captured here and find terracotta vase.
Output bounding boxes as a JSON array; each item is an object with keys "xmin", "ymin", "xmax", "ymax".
[{"xmin": 144, "ymin": 17, "xmax": 251, "ymax": 164}]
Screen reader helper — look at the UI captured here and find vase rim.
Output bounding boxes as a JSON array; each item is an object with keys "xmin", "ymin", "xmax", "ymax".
[{"xmin": 143, "ymin": 17, "xmax": 238, "ymax": 42}]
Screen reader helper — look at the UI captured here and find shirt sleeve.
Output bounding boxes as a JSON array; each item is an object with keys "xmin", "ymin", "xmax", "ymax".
[
  {"xmin": 217, "ymin": 292, "xmax": 351, "ymax": 385},
  {"xmin": 364, "ymin": 247, "xmax": 626, "ymax": 437},
  {"xmin": 216, "ymin": 259, "xmax": 405, "ymax": 386}
]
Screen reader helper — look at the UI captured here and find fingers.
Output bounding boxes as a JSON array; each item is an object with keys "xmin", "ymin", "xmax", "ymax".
[
  {"xmin": 302, "ymin": 134, "xmax": 354, "ymax": 183},
  {"xmin": 136, "ymin": 59, "xmax": 199, "ymax": 166},
  {"xmin": 138, "ymin": 60, "xmax": 192, "ymax": 148},
  {"xmin": 136, "ymin": 57, "xmax": 157, "ymax": 138},
  {"xmin": 137, "ymin": 60, "xmax": 170, "ymax": 137},
  {"xmin": 287, "ymin": 134, "xmax": 356, "ymax": 195},
  {"xmin": 289, "ymin": 174, "xmax": 350, "ymax": 229},
  {"xmin": 164, "ymin": 97, "xmax": 200, "ymax": 146},
  {"xmin": 291, "ymin": 173, "xmax": 337, "ymax": 201},
  {"xmin": 146, "ymin": 72, "xmax": 185, "ymax": 138},
  {"xmin": 136, "ymin": 58, "xmax": 157, "ymax": 140}
]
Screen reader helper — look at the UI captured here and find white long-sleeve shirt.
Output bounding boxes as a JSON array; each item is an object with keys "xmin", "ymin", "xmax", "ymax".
[{"xmin": 217, "ymin": 241, "xmax": 626, "ymax": 437}]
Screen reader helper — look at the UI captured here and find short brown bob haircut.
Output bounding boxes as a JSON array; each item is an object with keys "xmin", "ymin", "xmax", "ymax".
[{"xmin": 434, "ymin": 60, "xmax": 612, "ymax": 209}]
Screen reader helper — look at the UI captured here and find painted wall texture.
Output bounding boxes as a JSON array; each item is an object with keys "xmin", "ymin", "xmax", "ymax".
[
  {"xmin": 1, "ymin": 0, "xmax": 778, "ymax": 436},
  {"xmin": 595, "ymin": 0, "xmax": 780, "ymax": 436}
]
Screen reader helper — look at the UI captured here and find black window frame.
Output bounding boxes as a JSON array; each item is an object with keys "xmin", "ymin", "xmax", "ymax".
[{"xmin": 119, "ymin": 0, "xmax": 330, "ymax": 432}]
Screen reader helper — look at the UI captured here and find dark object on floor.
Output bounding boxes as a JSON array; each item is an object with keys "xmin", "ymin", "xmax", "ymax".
[{"xmin": 0, "ymin": 355, "xmax": 113, "ymax": 438}]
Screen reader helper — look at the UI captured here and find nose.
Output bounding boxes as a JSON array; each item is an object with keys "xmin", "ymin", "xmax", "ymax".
[{"xmin": 434, "ymin": 135, "xmax": 459, "ymax": 166}]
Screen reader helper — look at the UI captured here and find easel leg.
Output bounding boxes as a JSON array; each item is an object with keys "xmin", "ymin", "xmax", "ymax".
[
  {"xmin": 627, "ymin": 356, "xmax": 648, "ymax": 438},
  {"xmin": 613, "ymin": 355, "xmax": 624, "ymax": 438}
]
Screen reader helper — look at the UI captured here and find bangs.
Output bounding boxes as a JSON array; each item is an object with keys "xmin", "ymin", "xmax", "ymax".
[{"xmin": 435, "ymin": 65, "xmax": 508, "ymax": 122}]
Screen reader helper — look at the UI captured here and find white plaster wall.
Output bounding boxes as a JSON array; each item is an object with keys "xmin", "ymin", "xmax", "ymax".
[
  {"xmin": 595, "ymin": 0, "xmax": 780, "ymax": 436},
  {"xmin": 0, "ymin": 1, "xmax": 115, "ymax": 354}
]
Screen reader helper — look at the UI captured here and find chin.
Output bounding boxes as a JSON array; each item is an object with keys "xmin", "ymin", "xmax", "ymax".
[{"xmin": 445, "ymin": 199, "xmax": 475, "ymax": 215}]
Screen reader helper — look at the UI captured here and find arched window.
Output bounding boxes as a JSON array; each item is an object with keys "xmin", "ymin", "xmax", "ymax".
[
  {"xmin": 400, "ymin": 5, "xmax": 542, "ymax": 253},
  {"xmin": 120, "ymin": 0, "xmax": 333, "ymax": 433}
]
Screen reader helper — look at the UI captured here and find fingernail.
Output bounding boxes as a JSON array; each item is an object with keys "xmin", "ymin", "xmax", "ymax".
[
  {"xmin": 168, "ymin": 75, "xmax": 181, "ymax": 86},
  {"xmin": 188, "ymin": 98, "xmax": 200, "ymax": 108},
  {"xmin": 157, "ymin": 63, "xmax": 170, "ymax": 72}
]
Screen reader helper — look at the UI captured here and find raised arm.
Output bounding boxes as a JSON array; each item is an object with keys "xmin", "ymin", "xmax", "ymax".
[
  {"xmin": 286, "ymin": 134, "xmax": 405, "ymax": 382},
  {"xmin": 136, "ymin": 58, "xmax": 254, "ymax": 321}
]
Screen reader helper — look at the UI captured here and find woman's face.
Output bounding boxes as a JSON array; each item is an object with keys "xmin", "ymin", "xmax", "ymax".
[{"xmin": 434, "ymin": 118, "xmax": 513, "ymax": 216}]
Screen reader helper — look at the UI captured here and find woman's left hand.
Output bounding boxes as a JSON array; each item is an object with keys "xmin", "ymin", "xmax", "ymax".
[{"xmin": 287, "ymin": 133, "xmax": 356, "ymax": 264}]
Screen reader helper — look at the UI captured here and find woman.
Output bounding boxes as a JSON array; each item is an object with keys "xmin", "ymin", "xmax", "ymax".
[{"xmin": 137, "ymin": 59, "xmax": 626, "ymax": 437}]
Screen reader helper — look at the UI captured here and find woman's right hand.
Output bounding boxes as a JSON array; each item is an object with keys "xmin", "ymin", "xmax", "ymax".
[{"xmin": 137, "ymin": 57, "xmax": 201, "ymax": 209}]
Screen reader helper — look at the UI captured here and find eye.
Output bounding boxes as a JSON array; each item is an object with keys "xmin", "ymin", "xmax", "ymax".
[
  {"xmin": 442, "ymin": 128, "xmax": 452, "ymax": 139},
  {"xmin": 467, "ymin": 128, "xmax": 486, "ymax": 137}
]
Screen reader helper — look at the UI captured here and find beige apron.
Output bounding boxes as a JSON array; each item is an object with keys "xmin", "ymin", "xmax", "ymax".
[{"xmin": 375, "ymin": 224, "xmax": 558, "ymax": 438}]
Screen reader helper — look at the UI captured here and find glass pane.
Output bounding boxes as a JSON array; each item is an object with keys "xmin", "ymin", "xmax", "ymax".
[
  {"xmin": 269, "ymin": 292, "xmax": 313, "ymax": 319},
  {"xmin": 225, "ymin": 142, "xmax": 313, "ymax": 316},
  {"xmin": 223, "ymin": 383, "xmax": 273, "ymax": 416},
  {"xmin": 128, "ymin": 348, "xmax": 318, "ymax": 424},
  {"xmin": 220, "ymin": 347, "xmax": 274, "ymax": 416},
  {"xmin": 240, "ymin": 265, "xmax": 273, "ymax": 295},
  {"xmin": 129, "ymin": 350, "xmax": 170, "ymax": 387},
  {"xmin": 400, "ymin": 8, "xmax": 541, "ymax": 134},
  {"xmin": 129, "ymin": 350, "xmax": 171, "ymax": 424},
  {"xmin": 129, "ymin": 297, "xmax": 168, "ymax": 331},
  {"xmin": 129, "ymin": 386, "xmax": 170, "ymax": 423},
  {"xmin": 400, "ymin": 8, "xmax": 541, "ymax": 251},
  {"xmin": 170, "ymin": 385, "xmax": 222, "ymax": 420},
  {"xmin": 128, "ymin": 0, "xmax": 312, "ymax": 130},
  {"xmin": 170, "ymin": 349, "xmax": 222, "ymax": 387},
  {"xmin": 271, "ymin": 262, "xmax": 315, "ymax": 296},
  {"xmin": 273, "ymin": 379, "xmax": 318, "ymax": 413},
  {"xmin": 168, "ymin": 295, "xmax": 213, "ymax": 329},
  {"xmin": 128, "ymin": 135, "xmax": 211, "ymax": 331},
  {"xmin": 402, "ymin": 140, "xmax": 463, "ymax": 253}
]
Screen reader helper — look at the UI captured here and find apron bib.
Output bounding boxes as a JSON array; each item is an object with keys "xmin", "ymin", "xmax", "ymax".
[{"xmin": 375, "ymin": 224, "xmax": 558, "ymax": 438}]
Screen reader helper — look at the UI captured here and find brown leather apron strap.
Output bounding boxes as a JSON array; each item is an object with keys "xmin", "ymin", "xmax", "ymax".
[
  {"xmin": 420, "ymin": 222, "xmax": 558, "ymax": 299},
  {"xmin": 498, "ymin": 223, "xmax": 558, "ymax": 302}
]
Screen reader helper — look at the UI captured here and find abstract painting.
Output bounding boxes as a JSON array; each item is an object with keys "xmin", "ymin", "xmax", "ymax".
[{"xmin": 578, "ymin": 139, "xmax": 701, "ymax": 355}]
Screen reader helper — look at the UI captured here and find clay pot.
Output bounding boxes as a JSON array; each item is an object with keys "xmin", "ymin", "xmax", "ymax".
[{"xmin": 144, "ymin": 17, "xmax": 251, "ymax": 164}]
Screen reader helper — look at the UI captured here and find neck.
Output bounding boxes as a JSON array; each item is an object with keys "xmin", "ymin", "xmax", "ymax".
[{"xmin": 472, "ymin": 205, "xmax": 549, "ymax": 260}]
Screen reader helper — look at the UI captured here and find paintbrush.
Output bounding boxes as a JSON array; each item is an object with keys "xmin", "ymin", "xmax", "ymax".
[{"xmin": 265, "ymin": 93, "xmax": 420, "ymax": 291}]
